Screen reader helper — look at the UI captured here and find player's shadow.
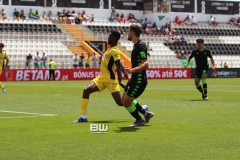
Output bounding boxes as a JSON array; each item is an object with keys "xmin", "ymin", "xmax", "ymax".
[
  {"xmin": 189, "ymin": 99, "xmax": 207, "ymax": 101},
  {"xmin": 114, "ymin": 127, "xmax": 140, "ymax": 133},
  {"xmin": 90, "ymin": 120, "xmax": 129, "ymax": 124},
  {"xmin": 114, "ymin": 125, "xmax": 150, "ymax": 133}
]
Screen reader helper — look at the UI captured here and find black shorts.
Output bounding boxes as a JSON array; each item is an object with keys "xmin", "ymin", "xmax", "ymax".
[
  {"xmin": 124, "ymin": 79, "xmax": 147, "ymax": 99},
  {"xmin": 195, "ymin": 67, "xmax": 208, "ymax": 79},
  {"xmin": 73, "ymin": 64, "xmax": 78, "ymax": 68}
]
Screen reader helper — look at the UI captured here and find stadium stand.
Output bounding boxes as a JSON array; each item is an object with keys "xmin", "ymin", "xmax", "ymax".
[{"xmin": 1, "ymin": 5, "xmax": 240, "ymax": 69}]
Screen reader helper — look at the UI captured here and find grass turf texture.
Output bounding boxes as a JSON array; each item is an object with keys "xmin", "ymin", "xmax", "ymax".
[{"xmin": 0, "ymin": 79, "xmax": 240, "ymax": 160}]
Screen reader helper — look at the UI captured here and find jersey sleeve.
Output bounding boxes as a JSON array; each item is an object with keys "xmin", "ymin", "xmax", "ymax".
[
  {"xmin": 111, "ymin": 48, "xmax": 121, "ymax": 61},
  {"xmin": 207, "ymin": 50, "xmax": 213, "ymax": 58},
  {"xmin": 189, "ymin": 51, "xmax": 195, "ymax": 59},
  {"xmin": 138, "ymin": 44, "xmax": 148, "ymax": 60}
]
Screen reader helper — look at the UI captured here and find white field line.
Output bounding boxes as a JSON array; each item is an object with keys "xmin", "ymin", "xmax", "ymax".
[
  {"xmin": 6, "ymin": 84, "xmax": 240, "ymax": 93},
  {"xmin": 0, "ymin": 116, "xmax": 38, "ymax": 119},
  {"xmin": 0, "ymin": 110, "xmax": 57, "ymax": 117}
]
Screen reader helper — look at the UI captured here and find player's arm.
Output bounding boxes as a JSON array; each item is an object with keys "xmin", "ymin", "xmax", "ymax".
[
  {"xmin": 124, "ymin": 48, "xmax": 148, "ymax": 74},
  {"xmin": 126, "ymin": 59, "xmax": 148, "ymax": 73},
  {"xmin": 209, "ymin": 51, "xmax": 215, "ymax": 69},
  {"xmin": 115, "ymin": 59, "xmax": 122, "ymax": 83},
  {"xmin": 184, "ymin": 51, "xmax": 194, "ymax": 67}
]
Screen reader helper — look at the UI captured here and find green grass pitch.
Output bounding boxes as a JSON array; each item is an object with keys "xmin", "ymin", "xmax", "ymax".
[{"xmin": 1, "ymin": 79, "xmax": 240, "ymax": 160}]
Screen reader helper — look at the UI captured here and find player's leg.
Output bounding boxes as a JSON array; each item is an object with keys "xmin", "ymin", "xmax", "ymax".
[
  {"xmin": 201, "ymin": 69, "xmax": 208, "ymax": 100},
  {"xmin": 74, "ymin": 78, "xmax": 105, "ymax": 122},
  {"xmin": 53, "ymin": 70, "xmax": 55, "ymax": 81},
  {"xmin": 49, "ymin": 70, "xmax": 51, "ymax": 80},
  {"xmin": 0, "ymin": 71, "xmax": 6, "ymax": 93},
  {"xmin": 195, "ymin": 68, "xmax": 203, "ymax": 94},
  {"xmin": 122, "ymin": 92, "xmax": 145, "ymax": 126}
]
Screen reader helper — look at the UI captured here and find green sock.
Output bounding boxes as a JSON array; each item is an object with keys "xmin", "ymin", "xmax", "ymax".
[
  {"xmin": 126, "ymin": 101, "xmax": 142, "ymax": 120},
  {"xmin": 134, "ymin": 100, "xmax": 146, "ymax": 115},
  {"xmin": 202, "ymin": 79, "xmax": 207, "ymax": 94}
]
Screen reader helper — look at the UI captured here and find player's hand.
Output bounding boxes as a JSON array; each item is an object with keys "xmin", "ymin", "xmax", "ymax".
[
  {"xmin": 124, "ymin": 67, "xmax": 132, "ymax": 74},
  {"xmin": 212, "ymin": 65, "xmax": 216, "ymax": 70},
  {"xmin": 119, "ymin": 82, "xmax": 126, "ymax": 89}
]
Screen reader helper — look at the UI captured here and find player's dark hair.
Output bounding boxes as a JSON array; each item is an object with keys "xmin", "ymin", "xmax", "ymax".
[
  {"xmin": 111, "ymin": 30, "xmax": 121, "ymax": 41},
  {"xmin": 196, "ymin": 39, "xmax": 204, "ymax": 43},
  {"xmin": 0, "ymin": 43, "xmax": 4, "ymax": 48},
  {"xmin": 129, "ymin": 24, "xmax": 142, "ymax": 37}
]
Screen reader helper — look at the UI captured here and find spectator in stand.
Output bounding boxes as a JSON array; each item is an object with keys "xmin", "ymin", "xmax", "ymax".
[
  {"xmin": 109, "ymin": 13, "xmax": 115, "ymax": 22},
  {"xmin": 142, "ymin": 18, "xmax": 148, "ymax": 30},
  {"xmin": 175, "ymin": 50, "xmax": 186, "ymax": 59},
  {"xmin": 1, "ymin": 9, "xmax": 7, "ymax": 20},
  {"xmin": 152, "ymin": 22, "xmax": 158, "ymax": 35},
  {"xmin": 40, "ymin": 52, "xmax": 47, "ymax": 69},
  {"xmin": 183, "ymin": 15, "xmax": 190, "ymax": 24},
  {"xmin": 82, "ymin": 11, "xmax": 90, "ymax": 22},
  {"xmin": 175, "ymin": 16, "xmax": 182, "ymax": 25},
  {"xmin": 48, "ymin": 11, "xmax": 56, "ymax": 23},
  {"xmin": 167, "ymin": 34, "xmax": 173, "ymax": 43},
  {"xmin": 191, "ymin": 15, "xmax": 198, "ymax": 25},
  {"xmin": 146, "ymin": 42, "xmax": 150, "ymax": 51},
  {"xmin": 34, "ymin": 51, "xmax": 40, "ymax": 69},
  {"xmin": 72, "ymin": 11, "xmax": 80, "ymax": 24},
  {"xmin": 237, "ymin": 17, "xmax": 240, "ymax": 27},
  {"xmin": 62, "ymin": 9, "xmax": 68, "ymax": 24},
  {"xmin": 43, "ymin": 11, "xmax": 49, "ymax": 21},
  {"xmin": 208, "ymin": 15, "xmax": 214, "ymax": 25},
  {"xmin": 160, "ymin": 26, "xmax": 165, "ymax": 35},
  {"xmin": 173, "ymin": 34, "xmax": 181, "ymax": 43},
  {"xmin": 67, "ymin": 10, "xmax": 75, "ymax": 24},
  {"xmin": 85, "ymin": 54, "xmax": 91, "ymax": 68},
  {"xmin": 35, "ymin": 10, "xmax": 40, "ymax": 20},
  {"xmin": 128, "ymin": 13, "xmax": 137, "ymax": 23},
  {"xmin": 120, "ymin": 13, "xmax": 126, "ymax": 23},
  {"xmin": 180, "ymin": 35, "xmax": 187, "ymax": 44},
  {"xmin": 25, "ymin": 53, "xmax": 33, "ymax": 69},
  {"xmin": 0, "ymin": 10, "xmax": 2, "ymax": 20},
  {"xmin": 212, "ymin": 17, "xmax": 218, "ymax": 26},
  {"xmin": 224, "ymin": 62, "xmax": 228, "ymax": 68},
  {"xmin": 19, "ymin": 9, "xmax": 26, "ymax": 20},
  {"xmin": 77, "ymin": 12, "xmax": 83, "ymax": 23},
  {"xmin": 164, "ymin": 26, "xmax": 169, "ymax": 35},
  {"xmin": 90, "ymin": 14, "xmax": 94, "ymax": 22},
  {"xmin": 111, "ymin": 3, "xmax": 116, "ymax": 17},
  {"xmin": 29, "ymin": 9, "xmax": 37, "ymax": 20},
  {"xmin": 73, "ymin": 54, "xmax": 79, "ymax": 68},
  {"xmin": 167, "ymin": 21, "xmax": 171, "ymax": 30},
  {"xmin": 92, "ymin": 53, "xmax": 98, "ymax": 68},
  {"xmin": 79, "ymin": 53, "xmax": 85, "ymax": 68},
  {"xmin": 115, "ymin": 13, "xmax": 121, "ymax": 23},
  {"xmin": 13, "ymin": 8, "xmax": 19, "ymax": 20},
  {"xmin": 58, "ymin": 10, "xmax": 64, "ymax": 24},
  {"xmin": 229, "ymin": 17, "xmax": 237, "ymax": 25}
]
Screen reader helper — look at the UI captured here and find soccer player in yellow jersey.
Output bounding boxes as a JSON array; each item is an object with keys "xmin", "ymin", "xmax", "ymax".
[
  {"xmin": 0, "ymin": 43, "xmax": 9, "ymax": 94},
  {"xmin": 74, "ymin": 31, "xmax": 150, "ymax": 123}
]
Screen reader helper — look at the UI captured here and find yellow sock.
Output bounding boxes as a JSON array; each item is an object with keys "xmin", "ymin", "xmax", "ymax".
[
  {"xmin": 81, "ymin": 98, "xmax": 89, "ymax": 115},
  {"xmin": 0, "ymin": 81, "xmax": 2, "ymax": 88}
]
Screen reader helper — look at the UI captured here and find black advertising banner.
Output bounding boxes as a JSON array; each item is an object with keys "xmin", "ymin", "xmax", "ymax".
[
  {"xmin": 47, "ymin": 0, "xmax": 108, "ymax": 8},
  {"xmin": 111, "ymin": 0, "xmax": 143, "ymax": 10},
  {"xmin": 0, "ymin": 0, "xmax": 9, "ymax": 5},
  {"xmin": 192, "ymin": 68, "xmax": 240, "ymax": 78},
  {"xmin": 171, "ymin": 0, "xmax": 195, "ymax": 13},
  {"xmin": 12, "ymin": 0, "xmax": 44, "ymax": 6},
  {"xmin": 197, "ymin": 0, "xmax": 240, "ymax": 15}
]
